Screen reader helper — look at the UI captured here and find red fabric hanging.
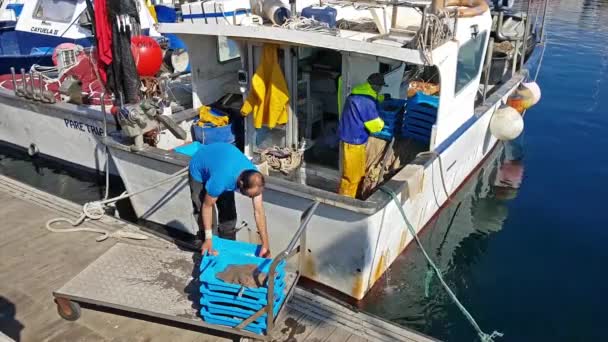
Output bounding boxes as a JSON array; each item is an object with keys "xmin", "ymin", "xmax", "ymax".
[{"xmin": 94, "ymin": 0, "xmax": 112, "ymax": 82}]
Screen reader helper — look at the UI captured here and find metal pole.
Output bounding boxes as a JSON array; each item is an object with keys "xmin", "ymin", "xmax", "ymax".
[
  {"xmin": 266, "ymin": 200, "xmax": 320, "ymax": 331},
  {"xmin": 539, "ymin": 0, "xmax": 549, "ymax": 43},
  {"xmin": 512, "ymin": 39, "xmax": 520, "ymax": 77},
  {"xmin": 391, "ymin": 0, "xmax": 398, "ymax": 30},
  {"xmin": 520, "ymin": 13, "xmax": 531, "ymax": 71},
  {"xmin": 20, "ymin": 68, "xmax": 29, "ymax": 99},
  {"xmin": 482, "ymin": 37, "xmax": 494, "ymax": 103},
  {"xmin": 10, "ymin": 67, "xmax": 17, "ymax": 94},
  {"xmin": 100, "ymin": 92, "xmax": 111, "ymax": 200}
]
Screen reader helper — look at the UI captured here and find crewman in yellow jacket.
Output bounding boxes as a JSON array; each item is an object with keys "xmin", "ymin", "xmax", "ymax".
[{"xmin": 337, "ymin": 73, "xmax": 386, "ymax": 198}]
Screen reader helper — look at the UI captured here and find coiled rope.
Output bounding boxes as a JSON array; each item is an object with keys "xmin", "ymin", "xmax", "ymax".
[
  {"xmin": 260, "ymin": 146, "xmax": 303, "ymax": 175},
  {"xmin": 45, "ymin": 167, "xmax": 190, "ymax": 241},
  {"xmin": 379, "ymin": 186, "xmax": 503, "ymax": 342}
]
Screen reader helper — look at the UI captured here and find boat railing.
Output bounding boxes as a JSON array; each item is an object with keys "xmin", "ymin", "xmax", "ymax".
[{"xmin": 233, "ymin": 200, "xmax": 320, "ymax": 337}]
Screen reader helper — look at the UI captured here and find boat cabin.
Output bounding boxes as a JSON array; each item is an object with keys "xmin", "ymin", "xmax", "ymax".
[{"xmin": 162, "ymin": 0, "xmax": 502, "ymax": 199}]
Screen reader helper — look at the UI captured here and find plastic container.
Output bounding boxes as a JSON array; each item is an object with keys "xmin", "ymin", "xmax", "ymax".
[
  {"xmin": 155, "ymin": 5, "xmax": 178, "ymax": 23},
  {"xmin": 193, "ymin": 123, "xmax": 235, "ymax": 145},
  {"xmin": 371, "ymin": 99, "xmax": 406, "ymax": 141},
  {"xmin": 192, "ymin": 108, "xmax": 235, "ymax": 145},
  {"xmin": 198, "ymin": 236, "xmax": 287, "ymax": 334},
  {"xmin": 182, "ymin": 0, "xmax": 251, "ymax": 25},
  {"xmin": 173, "ymin": 141, "xmax": 202, "ymax": 157},
  {"xmin": 401, "ymin": 92, "xmax": 438, "ymax": 143},
  {"xmin": 301, "ymin": 6, "xmax": 337, "ymax": 28}
]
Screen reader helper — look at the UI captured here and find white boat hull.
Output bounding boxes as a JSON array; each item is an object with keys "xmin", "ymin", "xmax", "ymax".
[
  {"xmin": 0, "ymin": 90, "xmax": 115, "ymax": 173},
  {"xmin": 105, "ymin": 74, "xmax": 523, "ymax": 299}
]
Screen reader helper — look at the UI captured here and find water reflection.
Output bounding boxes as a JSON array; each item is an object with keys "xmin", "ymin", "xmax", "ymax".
[
  {"xmin": 0, "ymin": 144, "xmax": 105, "ymax": 204},
  {"xmin": 359, "ymin": 139, "xmax": 526, "ymax": 339}
]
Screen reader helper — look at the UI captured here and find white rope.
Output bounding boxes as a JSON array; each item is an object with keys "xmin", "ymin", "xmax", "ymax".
[{"xmin": 45, "ymin": 167, "xmax": 190, "ymax": 242}]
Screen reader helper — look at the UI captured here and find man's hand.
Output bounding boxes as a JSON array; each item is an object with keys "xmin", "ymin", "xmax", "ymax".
[
  {"xmin": 259, "ymin": 245, "xmax": 271, "ymax": 258},
  {"xmin": 201, "ymin": 239, "xmax": 218, "ymax": 256}
]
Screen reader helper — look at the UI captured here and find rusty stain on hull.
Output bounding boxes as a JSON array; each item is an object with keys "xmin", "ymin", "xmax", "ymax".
[
  {"xmin": 302, "ymin": 252, "xmax": 317, "ymax": 279},
  {"xmin": 351, "ymin": 273, "xmax": 365, "ymax": 299},
  {"xmin": 371, "ymin": 252, "xmax": 388, "ymax": 285}
]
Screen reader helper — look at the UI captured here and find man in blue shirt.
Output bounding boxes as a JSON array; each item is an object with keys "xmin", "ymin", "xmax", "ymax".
[
  {"xmin": 337, "ymin": 73, "xmax": 386, "ymax": 198},
  {"xmin": 189, "ymin": 143, "xmax": 270, "ymax": 257}
]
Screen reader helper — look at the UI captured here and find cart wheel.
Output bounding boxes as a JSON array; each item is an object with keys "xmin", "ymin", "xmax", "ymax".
[{"xmin": 55, "ymin": 297, "xmax": 81, "ymax": 321}]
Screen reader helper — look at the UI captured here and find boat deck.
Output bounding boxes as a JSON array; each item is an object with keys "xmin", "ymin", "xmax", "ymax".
[{"xmin": 0, "ymin": 175, "xmax": 437, "ymax": 342}]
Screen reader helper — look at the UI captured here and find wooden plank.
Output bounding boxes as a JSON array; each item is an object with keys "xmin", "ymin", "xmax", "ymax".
[
  {"xmin": 347, "ymin": 334, "xmax": 370, "ymax": 342},
  {"xmin": 270, "ymin": 307, "xmax": 307, "ymax": 342},
  {"xmin": 293, "ymin": 289, "xmax": 436, "ymax": 341},
  {"xmin": 324, "ymin": 328, "xmax": 353, "ymax": 342},
  {"xmin": 299, "ymin": 320, "xmax": 337, "ymax": 342}
]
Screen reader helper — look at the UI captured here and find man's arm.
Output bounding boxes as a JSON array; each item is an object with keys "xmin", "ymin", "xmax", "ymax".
[
  {"xmin": 252, "ymin": 194, "xmax": 271, "ymax": 257},
  {"xmin": 201, "ymin": 193, "xmax": 218, "ymax": 255}
]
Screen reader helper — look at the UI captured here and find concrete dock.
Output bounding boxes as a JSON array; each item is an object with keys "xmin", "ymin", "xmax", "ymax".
[{"xmin": 0, "ymin": 174, "xmax": 436, "ymax": 342}]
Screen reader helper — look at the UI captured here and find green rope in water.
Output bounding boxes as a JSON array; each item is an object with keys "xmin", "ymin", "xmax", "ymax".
[{"xmin": 379, "ymin": 186, "xmax": 504, "ymax": 342}]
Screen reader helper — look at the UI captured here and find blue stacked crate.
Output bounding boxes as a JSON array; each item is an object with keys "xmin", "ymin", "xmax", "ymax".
[
  {"xmin": 199, "ymin": 237, "xmax": 287, "ymax": 334},
  {"xmin": 371, "ymin": 98, "xmax": 407, "ymax": 141},
  {"xmin": 401, "ymin": 92, "xmax": 439, "ymax": 144}
]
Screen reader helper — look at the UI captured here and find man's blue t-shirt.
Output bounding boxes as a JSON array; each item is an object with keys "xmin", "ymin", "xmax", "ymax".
[{"xmin": 189, "ymin": 143, "xmax": 257, "ymax": 197}]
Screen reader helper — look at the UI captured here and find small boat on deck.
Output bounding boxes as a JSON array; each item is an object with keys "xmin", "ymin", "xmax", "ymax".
[{"xmin": 101, "ymin": 0, "xmax": 548, "ymax": 300}]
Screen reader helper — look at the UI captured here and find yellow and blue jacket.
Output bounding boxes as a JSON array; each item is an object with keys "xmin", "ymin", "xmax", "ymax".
[{"xmin": 338, "ymin": 82, "xmax": 385, "ymax": 145}]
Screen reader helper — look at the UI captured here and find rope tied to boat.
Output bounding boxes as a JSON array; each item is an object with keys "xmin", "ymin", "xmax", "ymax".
[
  {"xmin": 45, "ymin": 167, "xmax": 190, "ymax": 242},
  {"xmin": 379, "ymin": 186, "xmax": 504, "ymax": 342}
]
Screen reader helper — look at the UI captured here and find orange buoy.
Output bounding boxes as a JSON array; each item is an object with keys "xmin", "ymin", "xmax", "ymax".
[{"xmin": 130, "ymin": 35, "xmax": 163, "ymax": 77}]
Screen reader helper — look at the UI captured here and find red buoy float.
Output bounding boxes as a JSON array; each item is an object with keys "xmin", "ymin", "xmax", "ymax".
[{"xmin": 130, "ymin": 35, "xmax": 163, "ymax": 77}]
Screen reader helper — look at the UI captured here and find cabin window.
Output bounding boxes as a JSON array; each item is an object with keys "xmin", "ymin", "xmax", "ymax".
[
  {"xmin": 218, "ymin": 36, "xmax": 240, "ymax": 63},
  {"xmin": 454, "ymin": 31, "xmax": 488, "ymax": 93},
  {"xmin": 33, "ymin": 0, "xmax": 77, "ymax": 23}
]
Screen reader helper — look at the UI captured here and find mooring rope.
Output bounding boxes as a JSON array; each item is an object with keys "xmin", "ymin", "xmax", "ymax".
[
  {"xmin": 379, "ymin": 186, "xmax": 504, "ymax": 342},
  {"xmin": 45, "ymin": 167, "xmax": 189, "ymax": 241}
]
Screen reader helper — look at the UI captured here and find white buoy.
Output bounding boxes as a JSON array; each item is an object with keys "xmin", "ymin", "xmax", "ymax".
[
  {"xmin": 522, "ymin": 81, "xmax": 541, "ymax": 105},
  {"xmin": 490, "ymin": 106, "xmax": 524, "ymax": 141}
]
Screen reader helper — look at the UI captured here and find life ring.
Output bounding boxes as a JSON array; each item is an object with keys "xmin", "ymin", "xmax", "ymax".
[{"xmin": 447, "ymin": 0, "xmax": 490, "ymax": 18}]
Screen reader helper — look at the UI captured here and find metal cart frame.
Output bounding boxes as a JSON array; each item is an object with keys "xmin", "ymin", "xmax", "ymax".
[{"xmin": 53, "ymin": 201, "xmax": 320, "ymax": 341}]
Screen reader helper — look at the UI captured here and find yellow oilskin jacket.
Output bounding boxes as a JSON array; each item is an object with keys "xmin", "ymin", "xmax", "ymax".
[{"xmin": 241, "ymin": 44, "xmax": 289, "ymax": 129}]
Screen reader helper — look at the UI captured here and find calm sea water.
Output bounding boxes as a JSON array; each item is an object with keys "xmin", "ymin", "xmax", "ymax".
[
  {"xmin": 360, "ymin": 1, "xmax": 608, "ymax": 341},
  {"xmin": 1, "ymin": 1, "xmax": 607, "ymax": 341}
]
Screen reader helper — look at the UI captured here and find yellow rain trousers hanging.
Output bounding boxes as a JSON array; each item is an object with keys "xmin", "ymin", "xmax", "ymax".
[
  {"xmin": 338, "ymin": 142, "xmax": 367, "ymax": 198},
  {"xmin": 241, "ymin": 44, "xmax": 289, "ymax": 129}
]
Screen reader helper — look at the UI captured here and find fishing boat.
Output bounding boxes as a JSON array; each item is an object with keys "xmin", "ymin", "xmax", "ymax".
[
  {"xmin": 0, "ymin": 0, "xmax": 93, "ymax": 75},
  {"xmin": 0, "ymin": 0, "xmax": 192, "ymax": 174},
  {"xmin": 101, "ymin": 0, "xmax": 548, "ymax": 300}
]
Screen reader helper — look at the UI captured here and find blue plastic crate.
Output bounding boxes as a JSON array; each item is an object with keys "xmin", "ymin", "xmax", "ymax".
[
  {"xmin": 173, "ymin": 141, "xmax": 202, "ymax": 157},
  {"xmin": 200, "ymin": 285, "xmax": 286, "ymax": 322},
  {"xmin": 200, "ymin": 253, "xmax": 286, "ymax": 298},
  {"xmin": 200, "ymin": 308, "xmax": 266, "ymax": 334},
  {"xmin": 401, "ymin": 92, "xmax": 438, "ymax": 143},
  {"xmin": 371, "ymin": 98, "xmax": 406, "ymax": 141},
  {"xmin": 199, "ymin": 275, "xmax": 286, "ymax": 304},
  {"xmin": 198, "ymin": 236, "xmax": 288, "ymax": 334}
]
